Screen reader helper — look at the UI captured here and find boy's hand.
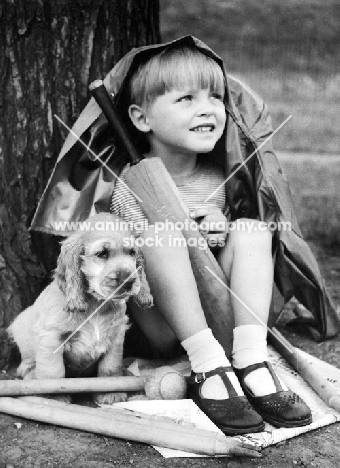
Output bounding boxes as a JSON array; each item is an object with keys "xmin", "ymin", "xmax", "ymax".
[{"xmin": 189, "ymin": 206, "xmax": 228, "ymax": 249}]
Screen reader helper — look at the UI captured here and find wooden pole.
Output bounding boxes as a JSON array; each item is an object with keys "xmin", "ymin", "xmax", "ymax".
[
  {"xmin": 0, "ymin": 376, "xmax": 145, "ymax": 396},
  {"xmin": 19, "ymin": 396, "xmax": 198, "ymax": 429},
  {"xmin": 0, "ymin": 397, "xmax": 260, "ymax": 457}
]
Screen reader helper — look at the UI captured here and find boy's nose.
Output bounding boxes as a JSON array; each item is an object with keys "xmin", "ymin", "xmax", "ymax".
[{"xmin": 196, "ymin": 99, "xmax": 215, "ymax": 116}]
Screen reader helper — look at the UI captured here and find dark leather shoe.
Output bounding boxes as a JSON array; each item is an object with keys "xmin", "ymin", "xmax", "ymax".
[
  {"xmin": 233, "ymin": 361, "xmax": 312, "ymax": 428},
  {"xmin": 187, "ymin": 366, "xmax": 265, "ymax": 435}
]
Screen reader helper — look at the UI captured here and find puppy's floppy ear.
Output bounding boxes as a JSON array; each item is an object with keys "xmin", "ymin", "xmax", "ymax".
[
  {"xmin": 54, "ymin": 232, "xmax": 87, "ymax": 312},
  {"xmin": 132, "ymin": 250, "xmax": 153, "ymax": 308}
]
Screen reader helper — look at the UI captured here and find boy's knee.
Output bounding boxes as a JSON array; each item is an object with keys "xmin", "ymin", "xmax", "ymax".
[{"xmin": 229, "ymin": 218, "xmax": 272, "ymax": 249}]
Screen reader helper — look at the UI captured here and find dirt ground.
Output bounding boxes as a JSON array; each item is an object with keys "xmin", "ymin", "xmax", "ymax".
[{"xmin": 0, "ymin": 241, "xmax": 339, "ymax": 468}]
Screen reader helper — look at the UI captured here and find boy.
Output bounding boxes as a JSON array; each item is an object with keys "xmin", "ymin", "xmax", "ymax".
[{"xmin": 110, "ymin": 45, "xmax": 312, "ymax": 435}]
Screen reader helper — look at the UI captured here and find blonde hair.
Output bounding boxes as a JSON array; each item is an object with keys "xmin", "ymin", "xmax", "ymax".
[{"xmin": 129, "ymin": 46, "xmax": 225, "ymax": 107}]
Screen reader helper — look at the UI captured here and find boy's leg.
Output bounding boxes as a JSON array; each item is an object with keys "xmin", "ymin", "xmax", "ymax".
[
  {"xmin": 218, "ymin": 219, "xmax": 311, "ymax": 427},
  {"xmin": 130, "ymin": 225, "xmax": 243, "ymax": 398},
  {"xmin": 217, "ymin": 219, "xmax": 285, "ymax": 394},
  {"xmin": 218, "ymin": 219, "xmax": 273, "ymax": 327},
  {"xmin": 133, "ymin": 225, "xmax": 207, "ymax": 342}
]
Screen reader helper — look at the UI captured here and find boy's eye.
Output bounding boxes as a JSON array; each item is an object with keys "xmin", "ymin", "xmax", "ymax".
[
  {"xmin": 211, "ymin": 93, "xmax": 224, "ymax": 101},
  {"xmin": 177, "ymin": 95, "xmax": 192, "ymax": 102}
]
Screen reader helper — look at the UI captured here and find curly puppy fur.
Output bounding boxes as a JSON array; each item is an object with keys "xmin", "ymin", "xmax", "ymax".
[{"xmin": 8, "ymin": 213, "xmax": 153, "ymax": 404}]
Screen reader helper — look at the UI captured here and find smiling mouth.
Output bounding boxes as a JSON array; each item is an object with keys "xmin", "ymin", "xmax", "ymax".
[{"xmin": 190, "ymin": 124, "xmax": 215, "ymax": 133}]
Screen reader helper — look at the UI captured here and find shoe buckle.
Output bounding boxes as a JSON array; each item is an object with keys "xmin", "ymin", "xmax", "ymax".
[{"xmin": 194, "ymin": 372, "xmax": 206, "ymax": 383}]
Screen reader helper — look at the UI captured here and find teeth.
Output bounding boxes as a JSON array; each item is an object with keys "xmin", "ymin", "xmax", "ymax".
[{"xmin": 193, "ymin": 126, "xmax": 213, "ymax": 132}]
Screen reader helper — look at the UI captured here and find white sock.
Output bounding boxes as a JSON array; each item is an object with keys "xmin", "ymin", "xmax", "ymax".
[
  {"xmin": 232, "ymin": 325, "xmax": 288, "ymax": 396},
  {"xmin": 181, "ymin": 328, "xmax": 243, "ymax": 399},
  {"xmin": 232, "ymin": 324, "xmax": 268, "ymax": 368}
]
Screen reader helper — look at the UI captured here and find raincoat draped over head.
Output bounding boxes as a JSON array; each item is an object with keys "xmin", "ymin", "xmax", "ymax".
[{"xmin": 30, "ymin": 36, "xmax": 340, "ymax": 341}]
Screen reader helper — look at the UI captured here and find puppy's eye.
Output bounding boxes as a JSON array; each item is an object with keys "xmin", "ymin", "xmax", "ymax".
[
  {"xmin": 129, "ymin": 248, "xmax": 137, "ymax": 256},
  {"xmin": 95, "ymin": 249, "xmax": 109, "ymax": 260}
]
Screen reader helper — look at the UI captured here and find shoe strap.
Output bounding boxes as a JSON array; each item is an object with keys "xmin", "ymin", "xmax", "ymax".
[
  {"xmin": 187, "ymin": 366, "xmax": 239, "ymax": 398},
  {"xmin": 238, "ymin": 361, "xmax": 284, "ymax": 392}
]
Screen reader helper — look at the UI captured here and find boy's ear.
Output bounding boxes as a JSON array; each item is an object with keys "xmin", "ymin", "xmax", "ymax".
[{"xmin": 128, "ymin": 104, "xmax": 151, "ymax": 133}]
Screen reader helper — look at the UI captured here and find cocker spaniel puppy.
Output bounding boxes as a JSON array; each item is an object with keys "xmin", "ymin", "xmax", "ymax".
[{"xmin": 8, "ymin": 213, "xmax": 153, "ymax": 404}]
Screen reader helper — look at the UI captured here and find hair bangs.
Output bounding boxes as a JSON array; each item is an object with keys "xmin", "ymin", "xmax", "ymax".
[{"xmin": 129, "ymin": 47, "xmax": 225, "ymax": 106}]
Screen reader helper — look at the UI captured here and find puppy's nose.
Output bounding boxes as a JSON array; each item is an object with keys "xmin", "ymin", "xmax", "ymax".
[
  {"xmin": 121, "ymin": 277, "xmax": 136, "ymax": 291},
  {"xmin": 116, "ymin": 267, "xmax": 137, "ymax": 290}
]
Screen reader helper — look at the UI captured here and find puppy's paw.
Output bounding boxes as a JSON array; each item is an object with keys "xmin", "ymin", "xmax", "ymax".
[
  {"xmin": 94, "ymin": 392, "xmax": 128, "ymax": 405},
  {"xmin": 17, "ymin": 362, "xmax": 35, "ymax": 379}
]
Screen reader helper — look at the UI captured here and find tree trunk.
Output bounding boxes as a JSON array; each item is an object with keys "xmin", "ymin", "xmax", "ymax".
[{"xmin": 0, "ymin": 0, "xmax": 160, "ymax": 367}]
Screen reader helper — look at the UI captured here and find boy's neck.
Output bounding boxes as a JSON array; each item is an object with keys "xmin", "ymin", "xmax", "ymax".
[{"xmin": 145, "ymin": 149, "xmax": 198, "ymax": 177}]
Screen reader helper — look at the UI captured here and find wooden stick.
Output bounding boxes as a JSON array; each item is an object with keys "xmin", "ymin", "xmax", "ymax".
[
  {"xmin": 269, "ymin": 327, "xmax": 340, "ymax": 412},
  {"xmin": 0, "ymin": 376, "xmax": 145, "ymax": 396},
  {"xmin": 0, "ymin": 397, "xmax": 260, "ymax": 457},
  {"xmin": 19, "ymin": 396, "xmax": 197, "ymax": 429}
]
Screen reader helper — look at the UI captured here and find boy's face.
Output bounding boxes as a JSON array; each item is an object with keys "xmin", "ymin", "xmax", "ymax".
[{"xmin": 131, "ymin": 87, "xmax": 226, "ymax": 159}]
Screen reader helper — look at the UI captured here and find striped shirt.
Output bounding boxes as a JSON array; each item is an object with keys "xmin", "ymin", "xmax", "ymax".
[{"xmin": 110, "ymin": 160, "xmax": 228, "ymax": 235}]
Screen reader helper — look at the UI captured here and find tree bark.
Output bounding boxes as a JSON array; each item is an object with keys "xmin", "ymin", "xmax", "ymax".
[{"xmin": 0, "ymin": 0, "xmax": 160, "ymax": 367}]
